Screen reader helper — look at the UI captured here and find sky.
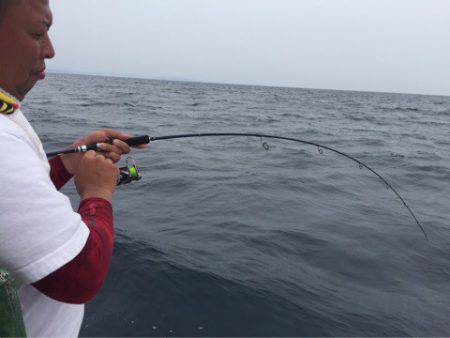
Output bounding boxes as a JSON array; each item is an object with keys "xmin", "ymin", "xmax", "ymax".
[{"xmin": 47, "ymin": 0, "xmax": 450, "ymax": 96}]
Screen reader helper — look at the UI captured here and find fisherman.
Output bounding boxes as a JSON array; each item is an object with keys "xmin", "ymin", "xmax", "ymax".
[{"xmin": 0, "ymin": 1, "xmax": 142, "ymax": 336}]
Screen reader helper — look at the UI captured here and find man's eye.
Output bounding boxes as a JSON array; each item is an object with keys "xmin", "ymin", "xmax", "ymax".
[{"xmin": 32, "ymin": 32, "xmax": 44, "ymax": 39}]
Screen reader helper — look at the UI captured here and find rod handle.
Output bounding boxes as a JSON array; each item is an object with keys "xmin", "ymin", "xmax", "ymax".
[
  {"xmin": 90, "ymin": 135, "xmax": 150, "ymax": 151},
  {"xmin": 124, "ymin": 135, "xmax": 150, "ymax": 147}
]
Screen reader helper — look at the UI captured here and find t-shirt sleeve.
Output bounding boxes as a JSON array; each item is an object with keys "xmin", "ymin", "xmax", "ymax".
[{"xmin": 0, "ymin": 130, "xmax": 89, "ymax": 286}]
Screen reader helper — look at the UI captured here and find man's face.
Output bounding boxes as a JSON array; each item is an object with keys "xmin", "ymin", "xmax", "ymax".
[{"xmin": 0, "ymin": 0, "xmax": 55, "ymax": 101}]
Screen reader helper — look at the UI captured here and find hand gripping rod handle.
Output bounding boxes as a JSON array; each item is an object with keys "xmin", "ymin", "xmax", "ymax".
[{"xmin": 45, "ymin": 135, "xmax": 150, "ymax": 158}]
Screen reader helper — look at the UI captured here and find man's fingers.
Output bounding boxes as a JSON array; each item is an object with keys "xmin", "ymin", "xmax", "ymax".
[
  {"xmin": 98, "ymin": 141, "xmax": 130, "ymax": 155},
  {"xmin": 135, "ymin": 143, "xmax": 149, "ymax": 149},
  {"xmin": 112, "ymin": 139, "xmax": 131, "ymax": 154},
  {"xmin": 105, "ymin": 158, "xmax": 115, "ymax": 165},
  {"xmin": 84, "ymin": 150, "xmax": 97, "ymax": 158},
  {"xmin": 94, "ymin": 153, "xmax": 106, "ymax": 160},
  {"xmin": 104, "ymin": 152, "xmax": 120, "ymax": 163},
  {"xmin": 97, "ymin": 143, "xmax": 112, "ymax": 153},
  {"xmin": 93, "ymin": 150, "xmax": 119, "ymax": 163},
  {"xmin": 101, "ymin": 128, "xmax": 130, "ymax": 141}
]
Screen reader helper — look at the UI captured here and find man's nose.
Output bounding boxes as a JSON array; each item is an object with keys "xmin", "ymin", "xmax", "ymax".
[{"xmin": 43, "ymin": 34, "xmax": 55, "ymax": 59}]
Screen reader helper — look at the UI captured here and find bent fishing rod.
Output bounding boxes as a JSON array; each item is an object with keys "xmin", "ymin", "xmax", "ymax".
[{"xmin": 46, "ymin": 133, "xmax": 428, "ymax": 240}]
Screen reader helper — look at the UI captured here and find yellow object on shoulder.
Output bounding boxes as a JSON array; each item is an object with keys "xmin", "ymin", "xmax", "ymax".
[{"xmin": 0, "ymin": 91, "xmax": 20, "ymax": 114}]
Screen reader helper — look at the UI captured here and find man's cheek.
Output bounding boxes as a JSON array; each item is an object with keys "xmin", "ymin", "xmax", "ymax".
[{"xmin": 15, "ymin": 65, "xmax": 29, "ymax": 85}]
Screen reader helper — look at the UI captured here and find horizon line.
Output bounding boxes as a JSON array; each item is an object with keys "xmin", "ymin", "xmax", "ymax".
[{"xmin": 47, "ymin": 69, "xmax": 450, "ymax": 98}]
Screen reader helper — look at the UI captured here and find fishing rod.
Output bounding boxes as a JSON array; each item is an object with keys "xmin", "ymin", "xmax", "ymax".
[
  {"xmin": 46, "ymin": 132, "xmax": 428, "ymax": 240},
  {"xmin": 45, "ymin": 135, "xmax": 151, "ymax": 158}
]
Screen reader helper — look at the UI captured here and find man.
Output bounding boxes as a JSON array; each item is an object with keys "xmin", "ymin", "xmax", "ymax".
[{"xmin": 0, "ymin": 1, "xmax": 143, "ymax": 336}]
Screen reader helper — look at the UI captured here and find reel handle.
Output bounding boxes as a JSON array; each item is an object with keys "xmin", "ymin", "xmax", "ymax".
[{"xmin": 117, "ymin": 167, "xmax": 133, "ymax": 186}]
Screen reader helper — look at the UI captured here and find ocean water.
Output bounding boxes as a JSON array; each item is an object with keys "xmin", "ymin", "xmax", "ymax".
[{"xmin": 24, "ymin": 73, "xmax": 450, "ymax": 336}]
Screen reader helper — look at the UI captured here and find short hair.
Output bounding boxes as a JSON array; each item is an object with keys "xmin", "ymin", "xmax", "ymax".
[{"xmin": 0, "ymin": 0, "xmax": 21, "ymax": 17}]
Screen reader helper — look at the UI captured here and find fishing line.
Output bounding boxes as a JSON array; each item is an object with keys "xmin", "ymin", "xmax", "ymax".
[{"xmin": 46, "ymin": 132, "xmax": 428, "ymax": 240}]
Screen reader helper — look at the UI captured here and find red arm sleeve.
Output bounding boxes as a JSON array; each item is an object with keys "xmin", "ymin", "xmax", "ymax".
[
  {"xmin": 49, "ymin": 155, "xmax": 73, "ymax": 190},
  {"xmin": 32, "ymin": 198, "xmax": 114, "ymax": 304}
]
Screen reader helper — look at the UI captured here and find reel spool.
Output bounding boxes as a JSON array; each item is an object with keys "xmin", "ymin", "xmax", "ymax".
[{"xmin": 117, "ymin": 156, "xmax": 141, "ymax": 186}]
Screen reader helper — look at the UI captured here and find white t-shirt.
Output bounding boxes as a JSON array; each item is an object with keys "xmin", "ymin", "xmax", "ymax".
[{"xmin": 0, "ymin": 109, "xmax": 90, "ymax": 337}]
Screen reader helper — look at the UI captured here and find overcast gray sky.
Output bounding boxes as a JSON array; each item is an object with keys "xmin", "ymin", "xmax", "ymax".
[{"xmin": 47, "ymin": 0, "xmax": 450, "ymax": 96}]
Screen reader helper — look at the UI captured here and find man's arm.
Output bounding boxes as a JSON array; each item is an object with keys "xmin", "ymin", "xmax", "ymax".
[
  {"xmin": 33, "ymin": 151, "xmax": 119, "ymax": 303},
  {"xmin": 0, "ymin": 130, "xmax": 118, "ymax": 297},
  {"xmin": 49, "ymin": 155, "xmax": 72, "ymax": 190},
  {"xmin": 32, "ymin": 198, "xmax": 114, "ymax": 304}
]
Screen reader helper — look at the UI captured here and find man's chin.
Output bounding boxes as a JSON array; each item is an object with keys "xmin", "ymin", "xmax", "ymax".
[
  {"xmin": 17, "ymin": 80, "xmax": 39, "ymax": 101},
  {"xmin": 37, "ymin": 71, "xmax": 46, "ymax": 80}
]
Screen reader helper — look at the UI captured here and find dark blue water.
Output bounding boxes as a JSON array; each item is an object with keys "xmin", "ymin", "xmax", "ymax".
[{"xmin": 25, "ymin": 73, "xmax": 450, "ymax": 336}]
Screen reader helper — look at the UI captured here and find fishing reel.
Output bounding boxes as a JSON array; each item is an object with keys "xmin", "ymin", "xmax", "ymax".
[{"xmin": 117, "ymin": 157, "xmax": 142, "ymax": 186}]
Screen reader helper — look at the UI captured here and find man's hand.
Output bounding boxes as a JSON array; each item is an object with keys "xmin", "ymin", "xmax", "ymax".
[
  {"xmin": 74, "ymin": 151, "xmax": 120, "ymax": 202},
  {"xmin": 60, "ymin": 129, "xmax": 146, "ymax": 175}
]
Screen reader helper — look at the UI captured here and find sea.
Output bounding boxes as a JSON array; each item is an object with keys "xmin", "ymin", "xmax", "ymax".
[{"xmin": 24, "ymin": 73, "xmax": 450, "ymax": 336}]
